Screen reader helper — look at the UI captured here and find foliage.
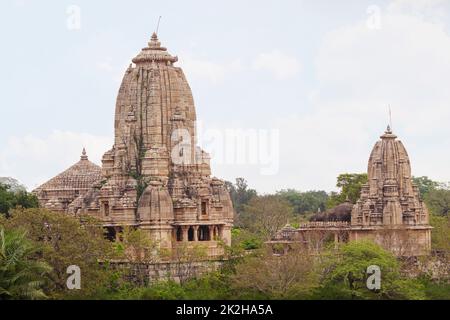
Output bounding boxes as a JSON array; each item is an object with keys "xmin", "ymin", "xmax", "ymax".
[
  {"xmin": 425, "ymin": 188, "xmax": 450, "ymax": 217},
  {"xmin": 412, "ymin": 176, "xmax": 440, "ymax": 197},
  {"xmin": 238, "ymin": 195, "xmax": 294, "ymax": 240},
  {"xmin": 327, "ymin": 173, "xmax": 368, "ymax": 208},
  {"xmin": 315, "ymin": 241, "xmax": 426, "ymax": 300},
  {"xmin": 0, "ymin": 227, "xmax": 52, "ymax": 300},
  {"xmin": 1, "ymin": 208, "xmax": 116, "ymax": 298},
  {"xmin": 276, "ymin": 189, "xmax": 328, "ymax": 215},
  {"xmin": 225, "ymin": 178, "xmax": 257, "ymax": 215},
  {"xmin": 0, "ymin": 183, "xmax": 39, "ymax": 217},
  {"xmin": 169, "ymin": 244, "xmax": 209, "ymax": 284},
  {"xmin": 430, "ymin": 214, "xmax": 450, "ymax": 252},
  {"xmin": 231, "ymin": 228, "xmax": 263, "ymax": 250},
  {"xmin": 420, "ymin": 277, "xmax": 450, "ymax": 300},
  {"xmin": 116, "ymin": 227, "xmax": 158, "ymax": 262},
  {"xmin": 0, "ymin": 177, "xmax": 27, "ymax": 193},
  {"xmin": 230, "ymin": 246, "xmax": 319, "ymax": 299}
]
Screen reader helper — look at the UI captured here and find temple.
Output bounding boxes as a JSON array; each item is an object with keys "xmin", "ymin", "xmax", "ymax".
[
  {"xmin": 349, "ymin": 126, "xmax": 432, "ymax": 255},
  {"xmin": 269, "ymin": 126, "xmax": 432, "ymax": 256},
  {"xmin": 34, "ymin": 33, "xmax": 234, "ymax": 258}
]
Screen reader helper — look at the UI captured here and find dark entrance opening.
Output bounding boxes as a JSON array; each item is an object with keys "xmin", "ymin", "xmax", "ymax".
[
  {"xmin": 176, "ymin": 227, "xmax": 183, "ymax": 241},
  {"xmin": 105, "ymin": 227, "xmax": 116, "ymax": 242},
  {"xmin": 198, "ymin": 226, "xmax": 210, "ymax": 241},
  {"xmin": 188, "ymin": 227, "xmax": 194, "ymax": 241}
]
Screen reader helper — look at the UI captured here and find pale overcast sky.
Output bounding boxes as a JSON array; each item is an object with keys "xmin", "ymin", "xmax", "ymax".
[{"xmin": 1, "ymin": 0, "xmax": 450, "ymax": 193}]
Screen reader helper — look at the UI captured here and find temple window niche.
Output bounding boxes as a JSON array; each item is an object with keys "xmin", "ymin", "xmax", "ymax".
[
  {"xmin": 102, "ymin": 202, "xmax": 110, "ymax": 216},
  {"xmin": 201, "ymin": 201, "xmax": 207, "ymax": 215}
]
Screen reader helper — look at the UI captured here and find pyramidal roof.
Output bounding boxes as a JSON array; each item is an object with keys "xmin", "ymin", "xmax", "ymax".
[{"xmin": 34, "ymin": 149, "xmax": 102, "ymax": 192}]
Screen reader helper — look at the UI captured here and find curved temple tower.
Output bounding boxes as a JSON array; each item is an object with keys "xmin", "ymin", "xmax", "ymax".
[
  {"xmin": 350, "ymin": 126, "xmax": 432, "ymax": 255},
  {"xmin": 35, "ymin": 34, "xmax": 234, "ymax": 257}
]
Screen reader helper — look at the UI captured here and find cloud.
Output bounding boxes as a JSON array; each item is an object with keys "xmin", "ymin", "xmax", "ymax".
[
  {"xmin": 310, "ymin": 0, "xmax": 450, "ymax": 182},
  {"xmin": 178, "ymin": 55, "xmax": 243, "ymax": 84},
  {"xmin": 252, "ymin": 50, "xmax": 302, "ymax": 79},
  {"xmin": 0, "ymin": 131, "xmax": 112, "ymax": 191}
]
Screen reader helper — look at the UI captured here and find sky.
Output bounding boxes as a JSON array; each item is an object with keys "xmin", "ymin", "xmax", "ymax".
[{"xmin": 1, "ymin": 0, "xmax": 450, "ymax": 193}]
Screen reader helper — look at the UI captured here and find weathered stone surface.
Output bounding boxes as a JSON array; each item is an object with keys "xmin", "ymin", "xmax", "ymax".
[{"xmin": 34, "ymin": 34, "xmax": 234, "ymax": 258}]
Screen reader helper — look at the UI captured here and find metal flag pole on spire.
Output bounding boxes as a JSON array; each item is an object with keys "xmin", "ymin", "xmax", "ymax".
[
  {"xmin": 389, "ymin": 105, "xmax": 393, "ymax": 131},
  {"xmin": 155, "ymin": 16, "xmax": 162, "ymax": 35}
]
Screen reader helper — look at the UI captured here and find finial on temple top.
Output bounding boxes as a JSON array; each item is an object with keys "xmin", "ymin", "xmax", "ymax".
[{"xmin": 81, "ymin": 148, "xmax": 88, "ymax": 160}]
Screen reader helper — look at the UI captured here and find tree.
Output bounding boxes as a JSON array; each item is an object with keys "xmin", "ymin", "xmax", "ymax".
[
  {"xmin": 0, "ymin": 227, "xmax": 52, "ymax": 300},
  {"xmin": 327, "ymin": 173, "xmax": 368, "ymax": 208},
  {"xmin": 0, "ymin": 183, "xmax": 39, "ymax": 217},
  {"xmin": 170, "ymin": 244, "xmax": 208, "ymax": 284},
  {"xmin": 277, "ymin": 189, "xmax": 328, "ymax": 215},
  {"xmin": 412, "ymin": 176, "xmax": 440, "ymax": 197},
  {"xmin": 425, "ymin": 188, "xmax": 450, "ymax": 216},
  {"xmin": 239, "ymin": 195, "xmax": 293, "ymax": 240},
  {"xmin": 225, "ymin": 178, "xmax": 257, "ymax": 214},
  {"xmin": 429, "ymin": 215, "xmax": 450, "ymax": 252},
  {"xmin": 1, "ymin": 208, "xmax": 115, "ymax": 298},
  {"xmin": 115, "ymin": 227, "xmax": 159, "ymax": 286},
  {"xmin": 315, "ymin": 241, "xmax": 426, "ymax": 300},
  {"xmin": 230, "ymin": 246, "xmax": 319, "ymax": 299}
]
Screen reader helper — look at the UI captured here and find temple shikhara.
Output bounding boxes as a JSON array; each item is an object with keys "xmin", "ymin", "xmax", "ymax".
[
  {"xmin": 348, "ymin": 126, "xmax": 432, "ymax": 255},
  {"xmin": 34, "ymin": 33, "xmax": 234, "ymax": 257},
  {"xmin": 270, "ymin": 126, "xmax": 432, "ymax": 256}
]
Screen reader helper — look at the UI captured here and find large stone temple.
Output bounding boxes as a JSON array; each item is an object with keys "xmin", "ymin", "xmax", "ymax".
[
  {"xmin": 270, "ymin": 126, "xmax": 432, "ymax": 256},
  {"xmin": 34, "ymin": 33, "xmax": 234, "ymax": 257}
]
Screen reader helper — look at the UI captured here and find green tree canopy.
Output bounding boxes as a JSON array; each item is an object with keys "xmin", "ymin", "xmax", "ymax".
[
  {"xmin": 0, "ymin": 183, "xmax": 39, "ymax": 217},
  {"xmin": 225, "ymin": 178, "xmax": 257, "ymax": 215},
  {"xmin": 0, "ymin": 227, "xmax": 52, "ymax": 300},
  {"xmin": 315, "ymin": 241, "xmax": 425, "ymax": 300},
  {"xmin": 1, "ymin": 208, "xmax": 116, "ymax": 298},
  {"xmin": 412, "ymin": 176, "xmax": 440, "ymax": 197},
  {"xmin": 238, "ymin": 195, "xmax": 293, "ymax": 240},
  {"xmin": 425, "ymin": 188, "xmax": 450, "ymax": 217},
  {"xmin": 327, "ymin": 173, "xmax": 368, "ymax": 208},
  {"xmin": 276, "ymin": 189, "xmax": 328, "ymax": 215}
]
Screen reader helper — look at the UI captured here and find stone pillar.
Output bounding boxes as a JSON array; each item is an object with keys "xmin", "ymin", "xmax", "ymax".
[
  {"xmin": 208, "ymin": 225, "xmax": 214, "ymax": 241},
  {"xmin": 182, "ymin": 226, "xmax": 188, "ymax": 242},
  {"xmin": 115, "ymin": 227, "xmax": 121, "ymax": 242},
  {"xmin": 193, "ymin": 226, "xmax": 199, "ymax": 241}
]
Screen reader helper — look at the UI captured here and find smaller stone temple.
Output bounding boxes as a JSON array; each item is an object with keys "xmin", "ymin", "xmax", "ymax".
[
  {"xmin": 269, "ymin": 126, "xmax": 432, "ymax": 256},
  {"xmin": 33, "ymin": 149, "xmax": 102, "ymax": 213},
  {"xmin": 349, "ymin": 126, "xmax": 432, "ymax": 255}
]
